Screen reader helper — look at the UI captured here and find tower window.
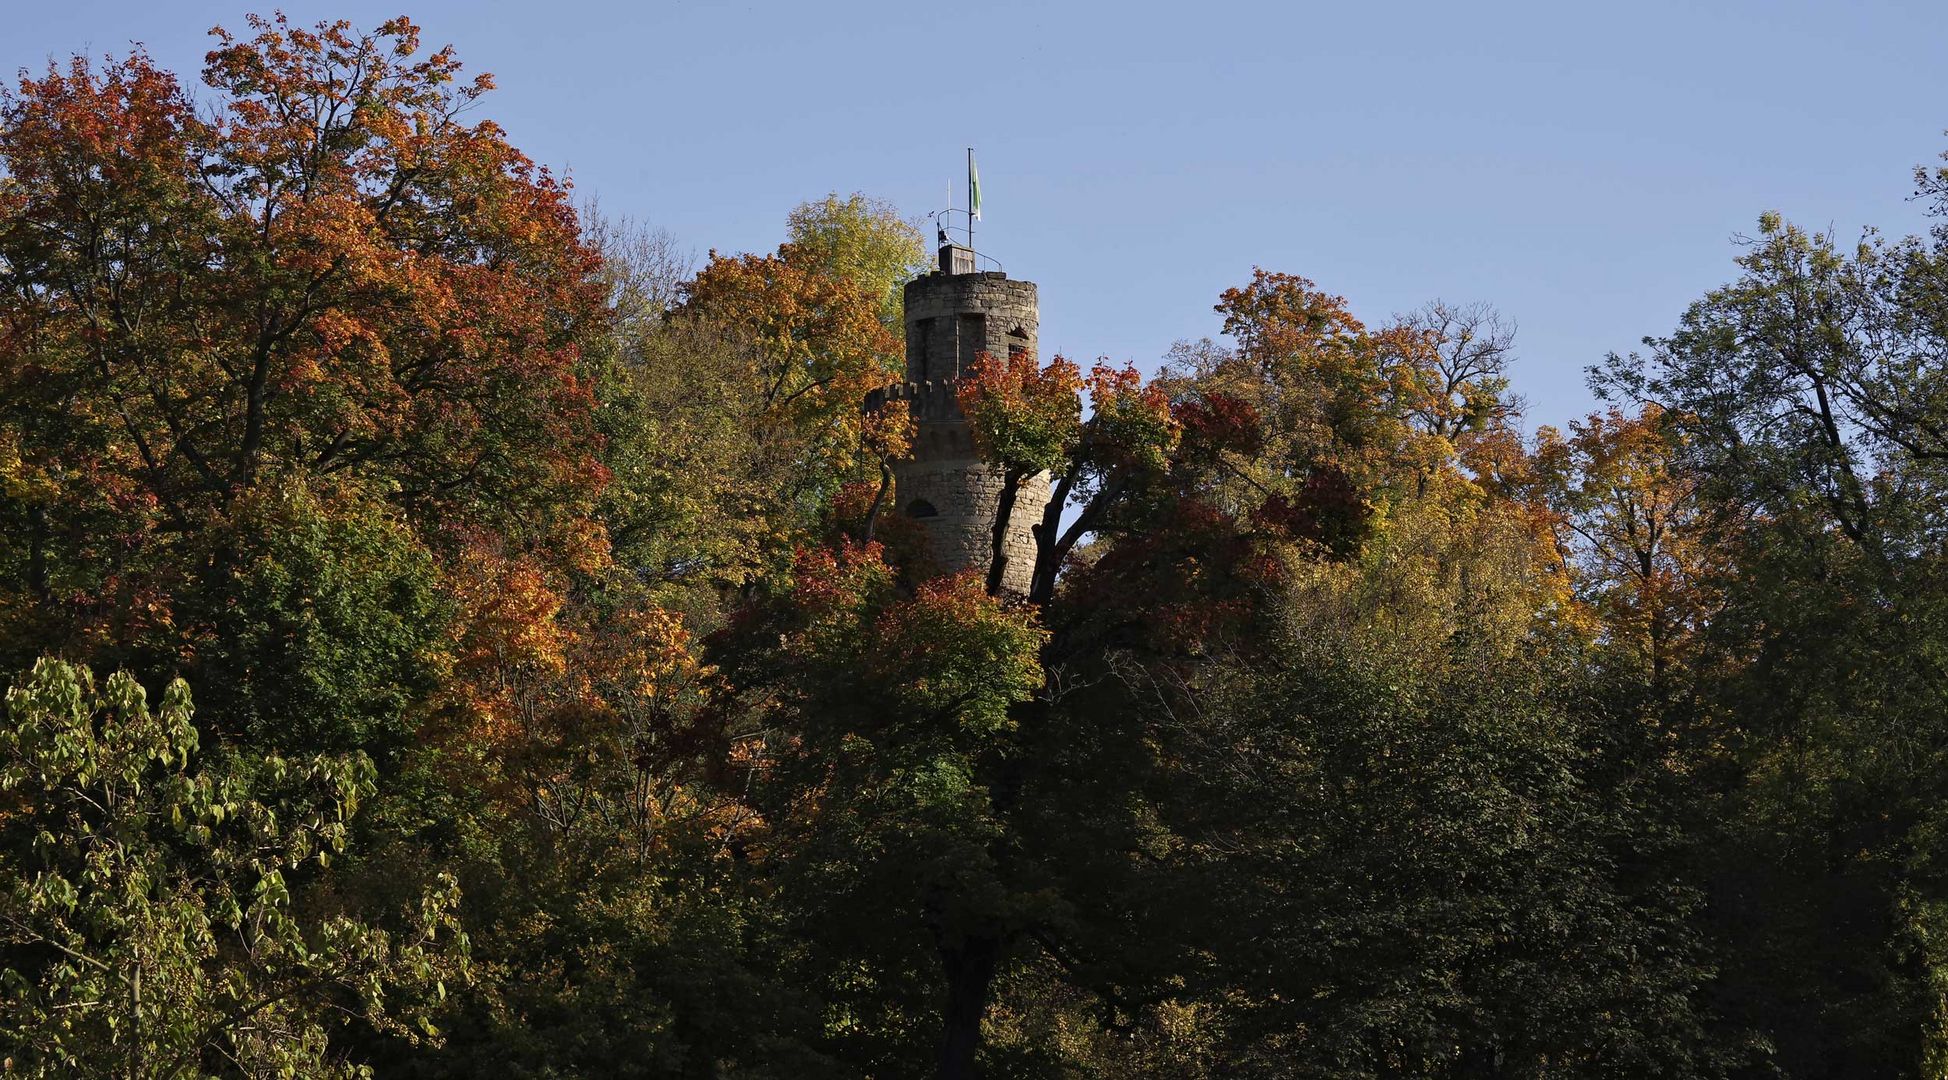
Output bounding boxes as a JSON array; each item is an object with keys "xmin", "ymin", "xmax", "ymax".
[
  {"xmin": 911, "ymin": 317, "xmax": 934, "ymax": 380},
  {"xmin": 957, "ymin": 313, "xmax": 986, "ymax": 375},
  {"xmin": 905, "ymin": 498, "xmax": 939, "ymax": 519}
]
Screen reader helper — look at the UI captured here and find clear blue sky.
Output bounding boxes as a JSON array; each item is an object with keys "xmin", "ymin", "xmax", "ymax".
[{"xmin": 9, "ymin": 0, "xmax": 1947, "ymax": 428}]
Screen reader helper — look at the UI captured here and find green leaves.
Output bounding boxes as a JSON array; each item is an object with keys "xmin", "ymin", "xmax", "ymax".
[
  {"xmin": 0, "ymin": 658, "xmax": 468, "ymax": 1078},
  {"xmin": 783, "ymin": 192, "xmax": 929, "ymax": 331},
  {"xmin": 958, "ymin": 352, "xmax": 1083, "ymax": 476}
]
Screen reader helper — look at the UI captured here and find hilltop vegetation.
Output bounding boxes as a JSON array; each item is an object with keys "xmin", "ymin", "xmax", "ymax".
[{"xmin": 5, "ymin": 14, "xmax": 1948, "ymax": 1079}]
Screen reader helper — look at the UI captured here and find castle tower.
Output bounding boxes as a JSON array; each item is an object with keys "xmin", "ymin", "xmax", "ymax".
[{"xmin": 866, "ymin": 243, "xmax": 1052, "ymax": 593}]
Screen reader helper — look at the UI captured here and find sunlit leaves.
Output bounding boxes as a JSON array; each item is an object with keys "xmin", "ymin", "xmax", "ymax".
[
  {"xmin": 1533, "ymin": 405, "xmax": 1719, "ymax": 680},
  {"xmin": 1084, "ymin": 361, "xmax": 1180, "ymax": 474},
  {"xmin": 0, "ymin": 659, "xmax": 467, "ymax": 1078},
  {"xmin": 1206, "ymin": 270, "xmax": 1524, "ymax": 500},
  {"xmin": 784, "ymin": 192, "xmax": 928, "ymax": 329},
  {"xmin": 675, "ymin": 241, "xmax": 903, "ymax": 498},
  {"xmin": 958, "ymin": 351, "xmax": 1082, "ymax": 475}
]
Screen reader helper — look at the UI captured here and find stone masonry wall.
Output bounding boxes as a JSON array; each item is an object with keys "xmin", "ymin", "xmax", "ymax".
[
  {"xmin": 895, "ymin": 449, "xmax": 1052, "ymax": 595},
  {"xmin": 902, "ymin": 273, "xmax": 1040, "ymax": 383},
  {"xmin": 866, "ymin": 267, "xmax": 1051, "ymax": 593}
]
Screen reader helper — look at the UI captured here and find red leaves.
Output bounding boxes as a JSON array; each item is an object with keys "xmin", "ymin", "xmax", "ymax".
[
  {"xmin": 1251, "ymin": 465, "xmax": 1368, "ymax": 556},
  {"xmin": 1, "ymin": 51, "xmax": 201, "ymax": 190},
  {"xmin": 788, "ymin": 540, "xmax": 897, "ymax": 628},
  {"xmin": 0, "ymin": 15, "xmax": 608, "ymax": 546},
  {"xmin": 957, "ymin": 351, "xmax": 1083, "ymax": 474},
  {"xmin": 1084, "ymin": 360, "xmax": 1180, "ymax": 473},
  {"xmin": 1174, "ymin": 392, "xmax": 1264, "ymax": 462}
]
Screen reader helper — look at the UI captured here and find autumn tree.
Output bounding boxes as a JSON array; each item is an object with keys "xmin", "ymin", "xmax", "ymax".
[
  {"xmin": 667, "ymin": 231, "xmax": 906, "ymax": 547},
  {"xmin": 1590, "ymin": 191, "xmax": 1948, "ymax": 1075},
  {"xmin": 351, "ymin": 191, "xmax": 925, "ymax": 1077},
  {"xmin": 957, "ymin": 352, "xmax": 1190, "ymax": 604},
  {"xmin": 0, "ymin": 16, "xmax": 612, "ymax": 759},
  {"xmin": 1534, "ymin": 404, "xmax": 1721, "ymax": 686},
  {"xmin": 709, "ymin": 543, "xmax": 1046, "ymax": 1077},
  {"xmin": 938, "ymin": 272, "xmax": 1713, "ymax": 1076},
  {"xmin": 785, "ymin": 192, "xmax": 929, "ymax": 330}
]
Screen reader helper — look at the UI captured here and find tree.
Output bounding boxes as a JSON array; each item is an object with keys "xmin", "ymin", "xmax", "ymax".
[
  {"xmin": 1194, "ymin": 272, "xmax": 1527, "ymax": 502},
  {"xmin": 784, "ymin": 192, "xmax": 928, "ymax": 330},
  {"xmin": 0, "ymin": 659, "xmax": 466, "ymax": 1077},
  {"xmin": 957, "ymin": 353, "xmax": 1186, "ymax": 604},
  {"xmin": 1534, "ymin": 405, "xmax": 1720, "ymax": 687},
  {"xmin": 1588, "ymin": 171, "xmax": 1948, "ymax": 1074},
  {"xmin": 717, "ymin": 543, "xmax": 1048, "ymax": 1078},
  {"xmin": 0, "ymin": 15, "xmax": 611, "ymax": 668},
  {"xmin": 673, "ymin": 240, "xmax": 905, "ymax": 528}
]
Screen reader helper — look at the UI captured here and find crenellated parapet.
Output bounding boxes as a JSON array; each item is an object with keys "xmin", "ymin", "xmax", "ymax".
[
  {"xmin": 864, "ymin": 245, "xmax": 1051, "ymax": 594},
  {"xmin": 863, "ymin": 379, "xmax": 965, "ymax": 425}
]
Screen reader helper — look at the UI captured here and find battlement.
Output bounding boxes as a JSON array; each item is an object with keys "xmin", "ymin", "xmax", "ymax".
[
  {"xmin": 864, "ymin": 379, "xmax": 965, "ymax": 424},
  {"xmin": 872, "ymin": 247, "xmax": 1047, "ymax": 594}
]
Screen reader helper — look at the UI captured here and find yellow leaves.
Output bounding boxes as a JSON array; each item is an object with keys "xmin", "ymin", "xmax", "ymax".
[
  {"xmin": 607, "ymin": 605, "xmax": 717, "ymax": 717},
  {"xmin": 1535, "ymin": 404, "xmax": 1721, "ymax": 674},
  {"xmin": 677, "ymin": 245, "xmax": 902, "ymax": 481},
  {"xmin": 782, "ymin": 192, "xmax": 928, "ymax": 328},
  {"xmin": 448, "ymin": 542, "xmax": 570, "ymax": 683},
  {"xmin": 862, "ymin": 398, "xmax": 915, "ymax": 461},
  {"xmin": 1279, "ymin": 485, "xmax": 1568, "ymax": 670},
  {"xmin": 0, "ymin": 429, "xmax": 54, "ymax": 504},
  {"xmin": 551, "ymin": 515, "xmax": 614, "ymax": 577}
]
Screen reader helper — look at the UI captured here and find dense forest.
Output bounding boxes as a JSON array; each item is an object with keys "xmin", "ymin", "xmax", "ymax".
[{"xmin": 4, "ymin": 14, "xmax": 1948, "ymax": 1079}]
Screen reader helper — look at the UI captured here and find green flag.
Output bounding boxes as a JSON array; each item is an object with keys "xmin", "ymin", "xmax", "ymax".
[{"xmin": 968, "ymin": 150, "xmax": 982, "ymax": 222}]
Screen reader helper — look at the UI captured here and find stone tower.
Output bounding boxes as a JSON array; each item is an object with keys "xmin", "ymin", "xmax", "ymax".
[{"xmin": 866, "ymin": 244, "xmax": 1052, "ymax": 593}]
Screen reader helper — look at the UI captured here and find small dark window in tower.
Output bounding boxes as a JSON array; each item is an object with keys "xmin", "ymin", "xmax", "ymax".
[
  {"xmin": 1006, "ymin": 324, "xmax": 1030, "ymax": 361},
  {"xmin": 905, "ymin": 498, "xmax": 940, "ymax": 519},
  {"xmin": 957, "ymin": 313, "xmax": 987, "ymax": 375},
  {"xmin": 911, "ymin": 317, "xmax": 933, "ymax": 380}
]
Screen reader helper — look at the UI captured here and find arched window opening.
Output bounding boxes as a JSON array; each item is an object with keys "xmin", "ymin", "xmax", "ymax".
[{"xmin": 905, "ymin": 498, "xmax": 939, "ymax": 519}]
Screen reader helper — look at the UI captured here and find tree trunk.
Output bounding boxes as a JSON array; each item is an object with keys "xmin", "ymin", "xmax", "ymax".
[
  {"xmin": 937, "ymin": 933, "xmax": 1000, "ymax": 1080},
  {"xmin": 985, "ymin": 468, "xmax": 1024, "ymax": 596},
  {"xmin": 862, "ymin": 459, "xmax": 894, "ymax": 543}
]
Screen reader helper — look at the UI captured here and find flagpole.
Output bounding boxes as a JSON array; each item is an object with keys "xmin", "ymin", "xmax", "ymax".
[{"xmin": 966, "ymin": 147, "xmax": 974, "ymax": 252}]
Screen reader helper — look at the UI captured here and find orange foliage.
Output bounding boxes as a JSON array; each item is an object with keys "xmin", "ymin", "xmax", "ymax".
[
  {"xmin": 957, "ymin": 352, "xmax": 1084, "ymax": 474},
  {"xmin": 1212, "ymin": 269, "xmax": 1521, "ymax": 494},
  {"xmin": 1535, "ymin": 404, "xmax": 1721, "ymax": 677},
  {"xmin": 1084, "ymin": 361, "xmax": 1180, "ymax": 472},
  {"xmin": 0, "ymin": 17, "xmax": 613, "ymax": 659},
  {"xmin": 678, "ymin": 244, "xmax": 903, "ymax": 479}
]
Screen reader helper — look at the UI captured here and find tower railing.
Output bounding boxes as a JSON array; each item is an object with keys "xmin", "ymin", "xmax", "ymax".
[{"xmin": 928, "ymin": 208, "xmax": 1005, "ymax": 274}]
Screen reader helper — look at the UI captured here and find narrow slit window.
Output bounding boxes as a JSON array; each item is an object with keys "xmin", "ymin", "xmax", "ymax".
[{"xmin": 957, "ymin": 313, "xmax": 987, "ymax": 376}]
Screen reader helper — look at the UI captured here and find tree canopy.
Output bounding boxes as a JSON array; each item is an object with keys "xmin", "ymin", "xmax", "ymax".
[{"xmin": 5, "ymin": 12, "xmax": 1948, "ymax": 1079}]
